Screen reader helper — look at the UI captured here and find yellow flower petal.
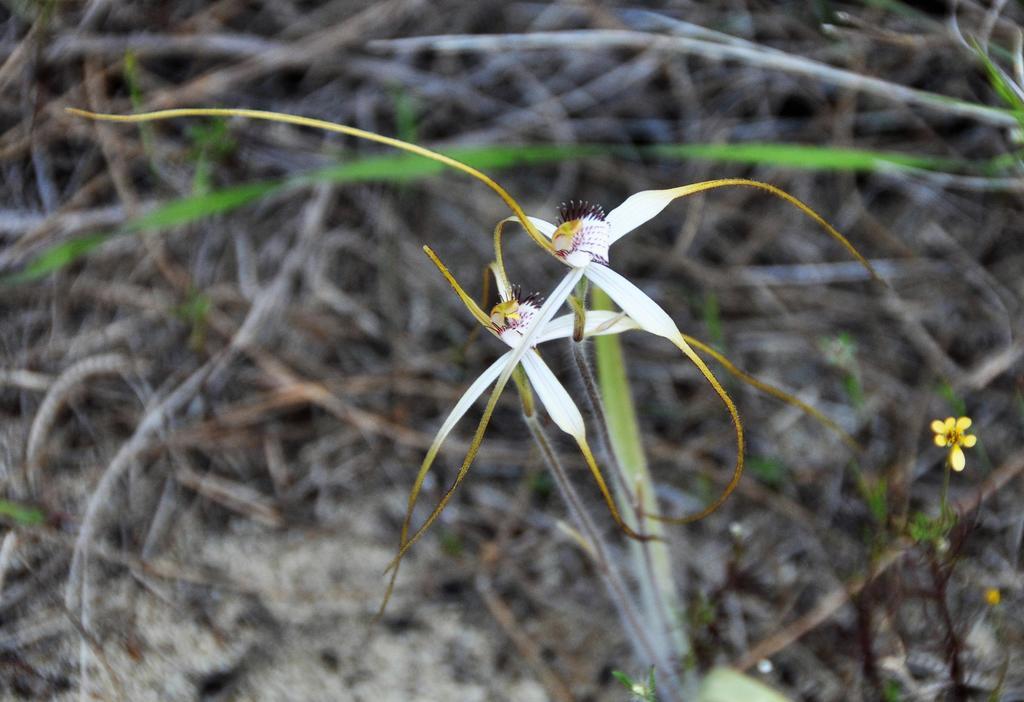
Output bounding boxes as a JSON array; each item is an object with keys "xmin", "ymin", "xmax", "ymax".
[
  {"xmin": 956, "ymin": 416, "xmax": 972, "ymax": 431},
  {"xmin": 934, "ymin": 434, "xmax": 948, "ymax": 447},
  {"xmin": 950, "ymin": 445, "xmax": 966, "ymax": 471},
  {"xmin": 944, "ymin": 417, "xmax": 956, "ymax": 432},
  {"xmin": 930, "ymin": 419, "xmax": 947, "ymax": 434},
  {"xmin": 961, "ymin": 434, "xmax": 977, "ymax": 448}
]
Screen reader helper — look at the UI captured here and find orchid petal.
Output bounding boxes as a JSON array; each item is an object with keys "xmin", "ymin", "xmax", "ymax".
[
  {"xmin": 383, "ymin": 268, "xmax": 583, "ymax": 576},
  {"xmin": 376, "ymin": 351, "xmax": 512, "ymax": 619},
  {"xmin": 934, "ymin": 433, "xmax": 948, "ymax": 447},
  {"xmin": 681, "ymin": 333, "xmax": 859, "ymax": 451},
  {"xmin": 384, "ymin": 368, "xmax": 509, "ymax": 574},
  {"xmin": 423, "ymin": 246, "xmax": 492, "ymax": 329},
  {"xmin": 584, "ymin": 264, "xmax": 679, "ymax": 341},
  {"xmin": 605, "ymin": 179, "xmax": 880, "ymax": 282},
  {"xmin": 499, "ymin": 269, "xmax": 586, "ymax": 373},
  {"xmin": 435, "ymin": 352, "xmax": 513, "ymax": 447},
  {"xmin": 606, "ymin": 189, "xmax": 684, "ymax": 243},
  {"xmin": 536, "ymin": 310, "xmax": 639, "ymax": 344},
  {"xmin": 489, "ymin": 262, "xmax": 512, "ymax": 303},
  {"xmin": 493, "ymin": 217, "xmax": 561, "ymax": 300},
  {"xmin": 930, "ymin": 419, "xmax": 947, "ymax": 435},
  {"xmin": 962, "ymin": 434, "xmax": 977, "ymax": 448},
  {"xmin": 520, "ymin": 351, "xmax": 586, "ymax": 438},
  {"xmin": 576, "ymin": 438, "xmax": 656, "ymax": 542},
  {"xmin": 653, "ymin": 335, "xmax": 746, "ymax": 524},
  {"xmin": 68, "ymin": 107, "xmax": 559, "ymax": 252},
  {"xmin": 585, "ymin": 265, "xmax": 745, "ymax": 523},
  {"xmin": 956, "ymin": 416, "xmax": 972, "ymax": 432},
  {"xmin": 528, "ymin": 217, "xmax": 557, "ymax": 239}
]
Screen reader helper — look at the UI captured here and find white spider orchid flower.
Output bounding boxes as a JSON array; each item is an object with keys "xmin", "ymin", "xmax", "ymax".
[
  {"xmin": 505, "ymin": 180, "xmax": 881, "ymax": 524},
  {"xmin": 377, "ymin": 248, "xmax": 649, "ymax": 617}
]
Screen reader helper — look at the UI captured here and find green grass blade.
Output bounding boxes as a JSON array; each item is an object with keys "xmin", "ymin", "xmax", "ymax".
[
  {"xmin": 592, "ymin": 286, "xmax": 689, "ymax": 661},
  {"xmin": 3, "ymin": 181, "xmax": 280, "ymax": 284},
  {"xmin": 126, "ymin": 181, "xmax": 280, "ymax": 232},
  {"xmin": 644, "ymin": 142, "xmax": 968, "ymax": 172},
  {"xmin": 0, "ymin": 500, "xmax": 46, "ymax": 526},
  {"xmin": 299, "ymin": 144, "xmax": 606, "ymax": 185},
  {"xmin": 5, "ymin": 232, "xmax": 113, "ymax": 284},
  {"xmin": 4, "ymin": 139, "xmax": 1011, "ymax": 285},
  {"xmin": 593, "ymin": 288, "xmax": 650, "ymax": 476},
  {"xmin": 3, "ymin": 145, "xmax": 604, "ymax": 284},
  {"xmin": 970, "ymin": 40, "xmax": 1024, "ymax": 133}
]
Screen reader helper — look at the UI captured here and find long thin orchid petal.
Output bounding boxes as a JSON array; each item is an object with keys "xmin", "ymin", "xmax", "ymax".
[
  {"xmin": 585, "ymin": 265, "xmax": 745, "ymax": 522},
  {"xmin": 605, "ymin": 179, "xmax": 880, "ymax": 281},
  {"xmin": 491, "ymin": 220, "xmax": 515, "ymax": 302},
  {"xmin": 680, "ymin": 334, "xmax": 860, "ymax": 452},
  {"xmin": 576, "ymin": 438, "xmax": 657, "ymax": 542},
  {"xmin": 489, "ymin": 262, "xmax": 512, "ymax": 303},
  {"xmin": 660, "ymin": 335, "xmax": 745, "ymax": 523},
  {"xmin": 383, "ymin": 371, "xmax": 510, "ymax": 574},
  {"xmin": 376, "ymin": 351, "xmax": 512, "ymax": 619},
  {"xmin": 423, "ymin": 246, "xmax": 492, "ymax": 328},
  {"xmin": 606, "ymin": 189, "xmax": 685, "ymax": 242},
  {"xmin": 528, "ymin": 217, "xmax": 557, "ymax": 238},
  {"xmin": 500, "ymin": 269, "xmax": 586, "ymax": 373},
  {"xmin": 584, "ymin": 264, "xmax": 679, "ymax": 340},
  {"xmin": 493, "ymin": 217, "xmax": 562, "ymax": 289},
  {"xmin": 536, "ymin": 310, "xmax": 638, "ymax": 344},
  {"xmin": 67, "ymin": 107, "xmax": 556, "ymax": 254},
  {"xmin": 520, "ymin": 351, "xmax": 585, "ymax": 438},
  {"xmin": 383, "ymin": 269, "xmax": 583, "ymax": 574}
]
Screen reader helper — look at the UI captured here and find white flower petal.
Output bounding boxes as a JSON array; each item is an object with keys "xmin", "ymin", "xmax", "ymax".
[
  {"xmin": 528, "ymin": 217, "xmax": 556, "ymax": 239},
  {"xmin": 431, "ymin": 351, "xmax": 512, "ymax": 451},
  {"xmin": 497, "ymin": 266, "xmax": 585, "ymax": 370},
  {"xmin": 584, "ymin": 264, "xmax": 679, "ymax": 341},
  {"xmin": 606, "ymin": 188, "xmax": 683, "ymax": 243},
  {"xmin": 536, "ymin": 311, "xmax": 639, "ymax": 344},
  {"xmin": 493, "ymin": 268, "xmax": 585, "ymax": 395},
  {"xmin": 521, "ymin": 351, "xmax": 585, "ymax": 438},
  {"xmin": 489, "ymin": 262, "xmax": 513, "ymax": 302}
]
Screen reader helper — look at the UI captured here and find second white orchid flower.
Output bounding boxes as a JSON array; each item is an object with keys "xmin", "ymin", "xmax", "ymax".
[{"xmin": 377, "ymin": 248, "xmax": 648, "ymax": 617}]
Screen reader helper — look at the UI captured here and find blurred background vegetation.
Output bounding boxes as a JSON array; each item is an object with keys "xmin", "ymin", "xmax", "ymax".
[{"xmin": 1, "ymin": 1, "xmax": 1022, "ymax": 700}]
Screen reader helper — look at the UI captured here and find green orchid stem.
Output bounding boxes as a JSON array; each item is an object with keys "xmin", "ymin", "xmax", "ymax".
[
  {"xmin": 520, "ymin": 407, "xmax": 684, "ymax": 700},
  {"xmin": 584, "ymin": 286, "xmax": 692, "ymax": 687},
  {"xmin": 571, "ymin": 277, "xmax": 590, "ymax": 342},
  {"xmin": 570, "ymin": 335, "xmax": 692, "ymax": 680}
]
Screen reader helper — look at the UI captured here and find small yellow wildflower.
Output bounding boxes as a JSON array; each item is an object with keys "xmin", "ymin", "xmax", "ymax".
[
  {"xmin": 984, "ymin": 587, "xmax": 1001, "ymax": 606},
  {"xmin": 930, "ymin": 416, "xmax": 977, "ymax": 472}
]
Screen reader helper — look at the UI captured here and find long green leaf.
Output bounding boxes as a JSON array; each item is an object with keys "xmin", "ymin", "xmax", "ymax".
[
  {"xmin": 4, "ymin": 181, "xmax": 280, "ymax": 284},
  {"xmin": 127, "ymin": 181, "xmax": 280, "ymax": 231},
  {"xmin": 0, "ymin": 500, "xmax": 46, "ymax": 526},
  {"xmin": 645, "ymin": 142, "xmax": 967, "ymax": 172},
  {"xmin": 592, "ymin": 286, "xmax": 689, "ymax": 661},
  {"xmin": 4, "ymin": 141, "xmax": 1010, "ymax": 284}
]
